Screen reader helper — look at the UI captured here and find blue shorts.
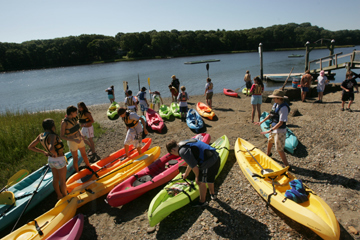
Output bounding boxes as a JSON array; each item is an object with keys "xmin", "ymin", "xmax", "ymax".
[
  {"xmin": 108, "ymin": 94, "xmax": 114, "ymax": 100},
  {"xmin": 180, "ymin": 106, "xmax": 188, "ymax": 113},
  {"xmin": 301, "ymin": 87, "xmax": 309, "ymax": 92},
  {"xmin": 140, "ymin": 103, "xmax": 148, "ymax": 112},
  {"xmin": 251, "ymin": 95, "xmax": 262, "ymax": 105}
]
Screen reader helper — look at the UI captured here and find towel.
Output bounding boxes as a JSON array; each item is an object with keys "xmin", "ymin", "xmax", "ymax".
[{"xmin": 284, "ymin": 179, "xmax": 308, "ymax": 203}]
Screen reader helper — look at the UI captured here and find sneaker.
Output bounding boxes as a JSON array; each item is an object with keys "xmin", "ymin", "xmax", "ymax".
[
  {"xmin": 341, "ymin": 108, "xmax": 344, "ymax": 111},
  {"xmin": 192, "ymin": 201, "xmax": 208, "ymax": 207},
  {"xmin": 210, "ymin": 194, "xmax": 217, "ymax": 200},
  {"xmin": 267, "ymin": 153, "xmax": 272, "ymax": 157},
  {"xmin": 347, "ymin": 108, "xmax": 353, "ymax": 112}
]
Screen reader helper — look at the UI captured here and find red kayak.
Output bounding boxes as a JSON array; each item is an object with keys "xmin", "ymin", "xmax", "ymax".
[
  {"xmin": 223, "ymin": 88, "xmax": 239, "ymax": 97},
  {"xmin": 105, "ymin": 133, "xmax": 211, "ymax": 207},
  {"xmin": 146, "ymin": 108, "xmax": 165, "ymax": 133},
  {"xmin": 46, "ymin": 214, "xmax": 84, "ymax": 240}
]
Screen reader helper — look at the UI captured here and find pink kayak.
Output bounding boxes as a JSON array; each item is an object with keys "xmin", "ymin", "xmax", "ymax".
[
  {"xmin": 223, "ymin": 88, "xmax": 239, "ymax": 97},
  {"xmin": 146, "ymin": 108, "xmax": 165, "ymax": 133},
  {"xmin": 46, "ymin": 214, "xmax": 84, "ymax": 240},
  {"xmin": 106, "ymin": 133, "xmax": 211, "ymax": 207}
]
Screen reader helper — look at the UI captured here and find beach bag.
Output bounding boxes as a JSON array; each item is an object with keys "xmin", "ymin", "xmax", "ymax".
[{"xmin": 284, "ymin": 179, "xmax": 308, "ymax": 203}]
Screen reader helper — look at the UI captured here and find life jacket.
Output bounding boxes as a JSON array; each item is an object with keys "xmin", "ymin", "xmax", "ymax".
[
  {"xmin": 179, "ymin": 92, "xmax": 187, "ymax": 102},
  {"xmin": 40, "ymin": 132, "xmax": 64, "ymax": 156},
  {"xmin": 126, "ymin": 96, "xmax": 135, "ymax": 106},
  {"xmin": 138, "ymin": 92, "xmax": 146, "ymax": 101},
  {"xmin": 123, "ymin": 111, "xmax": 139, "ymax": 128},
  {"xmin": 170, "ymin": 87, "xmax": 178, "ymax": 96},
  {"xmin": 269, "ymin": 102, "xmax": 290, "ymax": 129},
  {"xmin": 78, "ymin": 111, "xmax": 91, "ymax": 124},
  {"xmin": 64, "ymin": 117, "xmax": 80, "ymax": 136},
  {"xmin": 253, "ymin": 84, "xmax": 262, "ymax": 95},
  {"xmin": 178, "ymin": 139, "xmax": 216, "ymax": 165}
]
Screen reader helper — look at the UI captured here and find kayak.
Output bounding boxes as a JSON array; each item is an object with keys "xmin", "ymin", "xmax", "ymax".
[
  {"xmin": 107, "ymin": 101, "xmax": 120, "ymax": 120},
  {"xmin": 186, "ymin": 108, "xmax": 203, "ymax": 133},
  {"xmin": 148, "ymin": 135, "xmax": 229, "ymax": 227},
  {"xmin": 223, "ymin": 88, "xmax": 238, "ymax": 97},
  {"xmin": 1, "ymin": 197, "xmax": 77, "ymax": 240},
  {"xmin": 170, "ymin": 102, "xmax": 181, "ymax": 118},
  {"xmin": 260, "ymin": 112, "xmax": 298, "ymax": 154},
  {"xmin": 242, "ymin": 88, "xmax": 252, "ymax": 96},
  {"xmin": 146, "ymin": 108, "xmax": 165, "ymax": 133},
  {"xmin": 106, "ymin": 133, "xmax": 211, "ymax": 207},
  {"xmin": 234, "ymin": 138, "xmax": 340, "ymax": 240},
  {"xmin": 46, "ymin": 214, "xmax": 84, "ymax": 240},
  {"xmin": 196, "ymin": 102, "xmax": 215, "ymax": 120},
  {"xmin": 55, "ymin": 146, "xmax": 161, "ymax": 209},
  {"xmin": 159, "ymin": 105, "xmax": 172, "ymax": 120},
  {"xmin": 66, "ymin": 138, "xmax": 151, "ymax": 193},
  {"xmin": 0, "ymin": 151, "xmax": 83, "ymax": 232}
]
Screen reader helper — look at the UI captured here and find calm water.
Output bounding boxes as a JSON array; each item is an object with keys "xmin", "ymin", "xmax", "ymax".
[{"xmin": 0, "ymin": 46, "xmax": 358, "ymax": 113}]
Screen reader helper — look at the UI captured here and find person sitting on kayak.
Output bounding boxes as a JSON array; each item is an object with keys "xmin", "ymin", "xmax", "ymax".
[
  {"xmin": 60, "ymin": 105, "xmax": 91, "ymax": 172},
  {"xmin": 117, "ymin": 107, "xmax": 148, "ymax": 157},
  {"xmin": 204, "ymin": 78, "xmax": 213, "ymax": 109},
  {"xmin": 28, "ymin": 118, "xmax": 67, "ymax": 199},
  {"xmin": 124, "ymin": 90, "xmax": 138, "ymax": 112},
  {"xmin": 77, "ymin": 102, "xmax": 96, "ymax": 156},
  {"xmin": 254, "ymin": 89, "xmax": 291, "ymax": 170},
  {"xmin": 169, "ymin": 84, "xmax": 178, "ymax": 102},
  {"xmin": 136, "ymin": 87, "xmax": 149, "ymax": 115},
  {"xmin": 166, "ymin": 139, "xmax": 220, "ymax": 207},
  {"xmin": 177, "ymin": 86, "xmax": 189, "ymax": 122},
  {"xmin": 149, "ymin": 90, "xmax": 163, "ymax": 111}
]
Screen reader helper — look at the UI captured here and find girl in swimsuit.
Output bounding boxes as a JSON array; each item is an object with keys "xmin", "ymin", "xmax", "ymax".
[{"xmin": 78, "ymin": 102, "xmax": 96, "ymax": 156}]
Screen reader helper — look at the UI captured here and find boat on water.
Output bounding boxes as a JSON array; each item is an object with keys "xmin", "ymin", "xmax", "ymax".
[
  {"xmin": 184, "ymin": 59, "xmax": 220, "ymax": 64},
  {"xmin": 288, "ymin": 54, "xmax": 304, "ymax": 58}
]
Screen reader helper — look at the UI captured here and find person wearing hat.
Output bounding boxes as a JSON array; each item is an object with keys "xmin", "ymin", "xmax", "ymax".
[
  {"xmin": 136, "ymin": 87, "xmax": 149, "ymax": 115},
  {"xmin": 254, "ymin": 89, "xmax": 290, "ymax": 169},
  {"xmin": 243, "ymin": 70, "xmax": 252, "ymax": 96},
  {"xmin": 171, "ymin": 75, "xmax": 180, "ymax": 94},
  {"xmin": 117, "ymin": 107, "xmax": 148, "ymax": 157},
  {"xmin": 315, "ymin": 70, "xmax": 329, "ymax": 103}
]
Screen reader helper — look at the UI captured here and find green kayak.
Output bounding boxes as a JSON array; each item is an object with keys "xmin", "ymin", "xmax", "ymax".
[
  {"xmin": 159, "ymin": 104, "xmax": 172, "ymax": 120},
  {"xmin": 170, "ymin": 102, "xmax": 181, "ymax": 118},
  {"xmin": 147, "ymin": 135, "xmax": 230, "ymax": 227},
  {"xmin": 107, "ymin": 101, "xmax": 120, "ymax": 120},
  {"xmin": 242, "ymin": 88, "xmax": 252, "ymax": 96}
]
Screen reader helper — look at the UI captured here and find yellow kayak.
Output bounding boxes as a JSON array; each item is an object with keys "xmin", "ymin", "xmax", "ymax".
[
  {"xmin": 234, "ymin": 138, "xmax": 340, "ymax": 240},
  {"xmin": 1, "ymin": 197, "xmax": 77, "ymax": 240},
  {"xmin": 55, "ymin": 147, "xmax": 160, "ymax": 208}
]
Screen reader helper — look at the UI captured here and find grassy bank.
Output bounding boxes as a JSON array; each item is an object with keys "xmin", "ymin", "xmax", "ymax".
[{"xmin": 0, "ymin": 110, "xmax": 105, "ymax": 186}]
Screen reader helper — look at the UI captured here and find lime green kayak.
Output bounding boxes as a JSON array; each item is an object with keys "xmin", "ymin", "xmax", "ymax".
[
  {"xmin": 159, "ymin": 105, "xmax": 172, "ymax": 120},
  {"xmin": 147, "ymin": 135, "xmax": 230, "ymax": 227},
  {"xmin": 170, "ymin": 102, "xmax": 181, "ymax": 118}
]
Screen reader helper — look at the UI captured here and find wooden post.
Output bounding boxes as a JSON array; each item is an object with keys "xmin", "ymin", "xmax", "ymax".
[
  {"xmin": 305, "ymin": 41, "xmax": 310, "ymax": 71},
  {"xmin": 328, "ymin": 39, "xmax": 335, "ymax": 75},
  {"xmin": 259, "ymin": 43, "xmax": 263, "ymax": 80}
]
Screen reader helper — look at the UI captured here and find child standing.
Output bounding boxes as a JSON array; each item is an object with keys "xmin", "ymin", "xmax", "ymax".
[
  {"xmin": 244, "ymin": 70, "xmax": 252, "ymax": 96},
  {"xmin": 315, "ymin": 70, "xmax": 329, "ymax": 103},
  {"xmin": 204, "ymin": 78, "xmax": 213, "ymax": 109},
  {"xmin": 77, "ymin": 102, "xmax": 96, "ymax": 156},
  {"xmin": 124, "ymin": 90, "xmax": 138, "ymax": 112},
  {"xmin": 254, "ymin": 89, "xmax": 290, "ymax": 169},
  {"xmin": 105, "ymin": 85, "xmax": 115, "ymax": 103},
  {"xmin": 249, "ymin": 77, "xmax": 264, "ymax": 123},
  {"xmin": 137, "ymin": 87, "xmax": 149, "ymax": 115},
  {"xmin": 169, "ymin": 84, "xmax": 178, "ymax": 102},
  {"xmin": 341, "ymin": 71, "xmax": 359, "ymax": 112},
  {"xmin": 149, "ymin": 90, "xmax": 163, "ymax": 111},
  {"xmin": 177, "ymin": 86, "xmax": 189, "ymax": 122}
]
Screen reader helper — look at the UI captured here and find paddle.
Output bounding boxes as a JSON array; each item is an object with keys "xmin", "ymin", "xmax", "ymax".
[
  {"xmin": 240, "ymin": 141, "xmax": 273, "ymax": 175},
  {"xmin": 281, "ymin": 67, "xmax": 294, "ymax": 91},
  {"xmin": 11, "ymin": 165, "xmax": 50, "ymax": 232},
  {"xmin": 0, "ymin": 169, "xmax": 29, "ymax": 193},
  {"xmin": 206, "ymin": 63, "xmax": 209, "ymax": 77},
  {"xmin": 123, "ymin": 81, "xmax": 128, "ymax": 95},
  {"xmin": 147, "ymin": 77, "xmax": 153, "ymax": 109},
  {"xmin": 77, "ymin": 148, "xmax": 137, "ymax": 184},
  {"xmin": 234, "ymin": 83, "xmax": 246, "ymax": 93},
  {"xmin": 138, "ymin": 74, "xmax": 140, "ymax": 91}
]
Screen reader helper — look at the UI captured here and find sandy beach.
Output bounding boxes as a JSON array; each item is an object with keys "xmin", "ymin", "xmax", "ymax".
[{"xmin": 2, "ymin": 87, "xmax": 359, "ymax": 240}]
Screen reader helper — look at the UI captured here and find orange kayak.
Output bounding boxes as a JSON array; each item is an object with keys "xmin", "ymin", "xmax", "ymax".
[
  {"xmin": 66, "ymin": 138, "xmax": 152, "ymax": 193},
  {"xmin": 196, "ymin": 102, "xmax": 215, "ymax": 120}
]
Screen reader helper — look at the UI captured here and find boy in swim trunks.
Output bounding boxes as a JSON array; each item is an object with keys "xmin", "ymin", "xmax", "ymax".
[
  {"xmin": 300, "ymin": 70, "xmax": 312, "ymax": 102},
  {"xmin": 137, "ymin": 87, "xmax": 149, "ymax": 115}
]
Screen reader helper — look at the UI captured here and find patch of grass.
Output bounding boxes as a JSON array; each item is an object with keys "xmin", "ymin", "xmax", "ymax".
[{"xmin": 0, "ymin": 110, "xmax": 106, "ymax": 187}]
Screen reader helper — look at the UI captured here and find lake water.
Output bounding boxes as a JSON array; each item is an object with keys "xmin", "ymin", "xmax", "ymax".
[{"xmin": 0, "ymin": 45, "xmax": 358, "ymax": 113}]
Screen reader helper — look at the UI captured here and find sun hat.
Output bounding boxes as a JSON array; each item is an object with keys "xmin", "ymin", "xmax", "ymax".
[{"xmin": 268, "ymin": 89, "xmax": 288, "ymax": 99}]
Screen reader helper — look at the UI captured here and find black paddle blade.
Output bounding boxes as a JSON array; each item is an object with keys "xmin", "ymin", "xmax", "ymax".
[{"xmin": 80, "ymin": 173, "xmax": 94, "ymax": 183}]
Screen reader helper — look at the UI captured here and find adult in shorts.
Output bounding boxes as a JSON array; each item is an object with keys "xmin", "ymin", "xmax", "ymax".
[
  {"xmin": 61, "ymin": 105, "xmax": 91, "ymax": 172},
  {"xmin": 28, "ymin": 119, "xmax": 67, "ymax": 199},
  {"xmin": 105, "ymin": 85, "xmax": 115, "ymax": 103},
  {"xmin": 204, "ymin": 78, "xmax": 213, "ymax": 108},
  {"xmin": 117, "ymin": 107, "xmax": 148, "ymax": 157},
  {"xmin": 254, "ymin": 89, "xmax": 290, "ymax": 169},
  {"xmin": 78, "ymin": 102, "xmax": 96, "ymax": 155},
  {"xmin": 166, "ymin": 139, "xmax": 220, "ymax": 207},
  {"xmin": 244, "ymin": 70, "xmax": 252, "ymax": 96},
  {"xmin": 300, "ymin": 70, "xmax": 312, "ymax": 102},
  {"xmin": 340, "ymin": 71, "xmax": 359, "ymax": 112}
]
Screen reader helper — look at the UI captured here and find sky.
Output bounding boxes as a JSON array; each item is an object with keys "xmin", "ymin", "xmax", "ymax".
[{"xmin": 1, "ymin": 0, "xmax": 359, "ymax": 44}]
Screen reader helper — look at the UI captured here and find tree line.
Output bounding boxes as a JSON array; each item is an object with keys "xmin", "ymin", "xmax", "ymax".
[{"xmin": 1, "ymin": 22, "xmax": 359, "ymax": 71}]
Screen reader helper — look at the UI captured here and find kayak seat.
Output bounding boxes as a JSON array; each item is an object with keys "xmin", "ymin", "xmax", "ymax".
[
  {"xmin": 132, "ymin": 175, "xmax": 153, "ymax": 187},
  {"xmin": 262, "ymin": 166, "xmax": 289, "ymax": 179}
]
